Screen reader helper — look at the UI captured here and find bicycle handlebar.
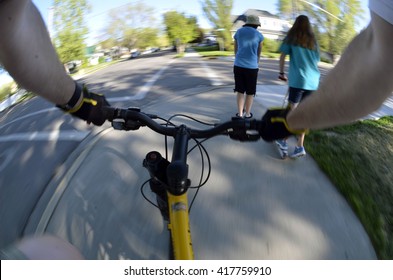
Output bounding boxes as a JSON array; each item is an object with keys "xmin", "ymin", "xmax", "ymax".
[{"xmin": 103, "ymin": 106, "xmax": 262, "ymax": 141}]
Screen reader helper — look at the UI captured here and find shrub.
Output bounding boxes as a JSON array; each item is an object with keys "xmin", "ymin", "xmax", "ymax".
[
  {"xmin": 0, "ymin": 83, "xmax": 13, "ymax": 101},
  {"xmin": 263, "ymin": 38, "xmax": 280, "ymax": 53}
]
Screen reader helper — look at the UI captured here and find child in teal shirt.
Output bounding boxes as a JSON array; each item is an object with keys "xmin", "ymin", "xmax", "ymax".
[{"xmin": 277, "ymin": 15, "xmax": 320, "ymax": 158}]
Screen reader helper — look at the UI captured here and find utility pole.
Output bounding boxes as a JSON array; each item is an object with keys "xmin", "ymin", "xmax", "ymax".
[
  {"xmin": 299, "ymin": 0, "xmax": 344, "ymax": 22},
  {"xmin": 47, "ymin": 6, "xmax": 55, "ymax": 39}
]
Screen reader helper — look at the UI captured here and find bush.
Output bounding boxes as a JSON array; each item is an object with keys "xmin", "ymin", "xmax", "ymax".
[
  {"xmin": 263, "ymin": 38, "xmax": 280, "ymax": 53},
  {"xmin": 193, "ymin": 45, "xmax": 219, "ymax": 52},
  {"xmin": 98, "ymin": 56, "xmax": 106, "ymax": 64},
  {"xmin": 0, "ymin": 83, "xmax": 13, "ymax": 101}
]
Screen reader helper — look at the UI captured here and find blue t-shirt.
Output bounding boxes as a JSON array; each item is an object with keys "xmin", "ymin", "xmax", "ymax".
[
  {"xmin": 234, "ymin": 27, "xmax": 264, "ymax": 69},
  {"xmin": 280, "ymin": 42, "xmax": 320, "ymax": 90}
]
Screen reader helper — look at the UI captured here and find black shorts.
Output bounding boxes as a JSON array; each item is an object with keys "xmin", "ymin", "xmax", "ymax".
[
  {"xmin": 288, "ymin": 87, "xmax": 313, "ymax": 104},
  {"xmin": 233, "ymin": 65, "xmax": 259, "ymax": 96}
]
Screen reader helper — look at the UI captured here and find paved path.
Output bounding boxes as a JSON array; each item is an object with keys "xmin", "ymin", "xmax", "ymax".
[
  {"xmin": 254, "ymin": 84, "xmax": 393, "ymax": 119},
  {"xmin": 26, "ymin": 86, "xmax": 377, "ymax": 259}
]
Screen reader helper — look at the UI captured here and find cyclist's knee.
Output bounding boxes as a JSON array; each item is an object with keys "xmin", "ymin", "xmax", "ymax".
[{"xmin": 14, "ymin": 234, "xmax": 84, "ymax": 260}]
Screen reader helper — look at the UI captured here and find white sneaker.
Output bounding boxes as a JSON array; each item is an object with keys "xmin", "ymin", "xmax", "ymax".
[{"xmin": 290, "ymin": 146, "xmax": 306, "ymax": 158}]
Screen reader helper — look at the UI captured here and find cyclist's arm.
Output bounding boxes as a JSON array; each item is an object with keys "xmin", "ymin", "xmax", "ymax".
[
  {"xmin": 0, "ymin": 0, "xmax": 77, "ymax": 106},
  {"xmin": 287, "ymin": 12, "xmax": 393, "ymax": 130},
  {"xmin": 279, "ymin": 53, "xmax": 286, "ymax": 73},
  {"xmin": 1, "ymin": 234, "xmax": 84, "ymax": 260}
]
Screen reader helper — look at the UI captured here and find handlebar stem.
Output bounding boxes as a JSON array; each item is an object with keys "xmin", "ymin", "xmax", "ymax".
[
  {"xmin": 171, "ymin": 125, "xmax": 189, "ymax": 164},
  {"xmin": 167, "ymin": 125, "xmax": 190, "ymax": 195}
]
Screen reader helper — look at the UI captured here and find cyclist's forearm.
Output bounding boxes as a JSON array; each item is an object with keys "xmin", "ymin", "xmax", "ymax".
[
  {"xmin": 0, "ymin": 0, "xmax": 75, "ymax": 105},
  {"xmin": 279, "ymin": 53, "xmax": 285, "ymax": 73},
  {"xmin": 287, "ymin": 12, "xmax": 393, "ymax": 130}
]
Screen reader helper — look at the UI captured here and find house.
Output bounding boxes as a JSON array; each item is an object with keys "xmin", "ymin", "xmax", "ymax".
[{"xmin": 232, "ymin": 9, "xmax": 291, "ymax": 40}]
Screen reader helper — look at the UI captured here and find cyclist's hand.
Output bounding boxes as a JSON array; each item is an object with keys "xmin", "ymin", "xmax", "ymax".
[
  {"xmin": 59, "ymin": 84, "xmax": 109, "ymax": 126},
  {"xmin": 278, "ymin": 73, "xmax": 288, "ymax": 81},
  {"xmin": 259, "ymin": 108, "xmax": 306, "ymax": 141}
]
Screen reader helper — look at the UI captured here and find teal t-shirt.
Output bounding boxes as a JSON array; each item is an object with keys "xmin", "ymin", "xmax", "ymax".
[
  {"xmin": 234, "ymin": 27, "xmax": 264, "ymax": 69},
  {"xmin": 280, "ymin": 42, "xmax": 320, "ymax": 90}
]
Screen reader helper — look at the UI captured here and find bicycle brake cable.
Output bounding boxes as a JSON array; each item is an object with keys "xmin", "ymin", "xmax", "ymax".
[
  {"xmin": 140, "ymin": 179, "xmax": 160, "ymax": 209},
  {"xmin": 188, "ymin": 138, "xmax": 212, "ymax": 212},
  {"xmin": 155, "ymin": 114, "xmax": 215, "ymax": 213}
]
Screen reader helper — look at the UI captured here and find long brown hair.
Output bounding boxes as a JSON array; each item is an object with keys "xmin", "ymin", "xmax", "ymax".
[{"xmin": 284, "ymin": 15, "xmax": 317, "ymax": 50}]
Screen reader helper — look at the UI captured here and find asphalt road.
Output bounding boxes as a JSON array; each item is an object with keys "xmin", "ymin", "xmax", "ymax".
[{"xmin": 0, "ymin": 50, "xmax": 376, "ymax": 259}]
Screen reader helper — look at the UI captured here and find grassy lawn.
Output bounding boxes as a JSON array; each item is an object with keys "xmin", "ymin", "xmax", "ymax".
[
  {"xmin": 193, "ymin": 48, "xmax": 280, "ymax": 59},
  {"xmin": 305, "ymin": 116, "xmax": 393, "ymax": 259},
  {"xmin": 196, "ymin": 50, "xmax": 233, "ymax": 57}
]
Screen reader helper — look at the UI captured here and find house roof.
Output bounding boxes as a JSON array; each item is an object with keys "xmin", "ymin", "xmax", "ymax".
[{"xmin": 245, "ymin": 9, "xmax": 279, "ymax": 19}]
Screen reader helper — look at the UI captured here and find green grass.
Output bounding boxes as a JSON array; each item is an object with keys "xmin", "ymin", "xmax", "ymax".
[
  {"xmin": 262, "ymin": 52, "xmax": 281, "ymax": 59},
  {"xmin": 197, "ymin": 50, "xmax": 233, "ymax": 57},
  {"xmin": 192, "ymin": 47, "xmax": 281, "ymax": 60},
  {"xmin": 305, "ymin": 116, "xmax": 393, "ymax": 259},
  {"xmin": 174, "ymin": 53, "xmax": 185, "ymax": 58},
  {"xmin": 0, "ymin": 82, "xmax": 14, "ymax": 101},
  {"xmin": 193, "ymin": 45, "xmax": 220, "ymax": 52}
]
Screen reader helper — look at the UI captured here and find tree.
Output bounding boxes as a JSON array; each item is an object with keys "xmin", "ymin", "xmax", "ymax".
[
  {"xmin": 277, "ymin": 0, "xmax": 306, "ymax": 20},
  {"xmin": 52, "ymin": 0, "xmax": 91, "ymax": 63},
  {"xmin": 333, "ymin": 0, "xmax": 362, "ymax": 54},
  {"xmin": 201, "ymin": 0, "xmax": 234, "ymax": 51},
  {"xmin": 277, "ymin": 0, "xmax": 363, "ymax": 55},
  {"xmin": 103, "ymin": 1, "xmax": 158, "ymax": 50},
  {"xmin": 157, "ymin": 34, "xmax": 171, "ymax": 48},
  {"xmin": 134, "ymin": 28, "xmax": 159, "ymax": 50},
  {"xmin": 99, "ymin": 38, "xmax": 117, "ymax": 50},
  {"xmin": 163, "ymin": 11, "xmax": 199, "ymax": 53}
]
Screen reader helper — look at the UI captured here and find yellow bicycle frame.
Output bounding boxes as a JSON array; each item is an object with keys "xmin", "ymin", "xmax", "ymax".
[{"xmin": 167, "ymin": 192, "xmax": 194, "ymax": 260}]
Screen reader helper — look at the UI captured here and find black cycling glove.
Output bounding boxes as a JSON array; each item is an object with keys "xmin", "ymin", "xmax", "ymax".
[
  {"xmin": 259, "ymin": 108, "xmax": 307, "ymax": 142},
  {"xmin": 57, "ymin": 83, "xmax": 109, "ymax": 126}
]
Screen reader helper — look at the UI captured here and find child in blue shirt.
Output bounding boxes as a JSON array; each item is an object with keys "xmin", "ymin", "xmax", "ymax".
[{"xmin": 233, "ymin": 15, "xmax": 264, "ymax": 118}]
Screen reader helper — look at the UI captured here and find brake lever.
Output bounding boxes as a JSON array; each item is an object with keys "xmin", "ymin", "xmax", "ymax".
[
  {"xmin": 111, "ymin": 107, "xmax": 143, "ymax": 131},
  {"xmin": 112, "ymin": 119, "xmax": 142, "ymax": 131},
  {"xmin": 228, "ymin": 130, "xmax": 260, "ymax": 142},
  {"xmin": 227, "ymin": 117, "xmax": 261, "ymax": 142},
  {"xmin": 111, "ymin": 107, "xmax": 160, "ymax": 131}
]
